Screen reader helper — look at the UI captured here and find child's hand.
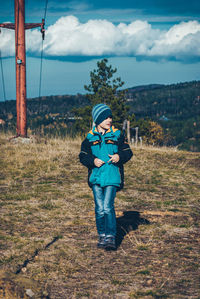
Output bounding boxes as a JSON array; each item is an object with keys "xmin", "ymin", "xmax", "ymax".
[
  {"xmin": 108, "ymin": 154, "xmax": 120, "ymax": 163},
  {"xmin": 94, "ymin": 158, "xmax": 105, "ymax": 167}
]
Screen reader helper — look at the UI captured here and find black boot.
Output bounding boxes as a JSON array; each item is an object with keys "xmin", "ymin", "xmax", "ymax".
[
  {"xmin": 105, "ymin": 236, "xmax": 116, "ymax": 250},
  {"xmin": 97, "ymin": 235, "xmax": 106, "ymax": 248}
]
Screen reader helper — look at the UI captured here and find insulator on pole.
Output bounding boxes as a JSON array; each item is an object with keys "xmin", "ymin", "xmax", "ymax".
[{"xmin": 41, "ymin": 18, "xmax": 45, "ymax": 40}]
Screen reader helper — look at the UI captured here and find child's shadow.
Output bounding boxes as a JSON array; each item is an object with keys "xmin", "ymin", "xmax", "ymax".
[{"xmin": 116, "ymin": 211, "xmax": 150, "ymax": 248}]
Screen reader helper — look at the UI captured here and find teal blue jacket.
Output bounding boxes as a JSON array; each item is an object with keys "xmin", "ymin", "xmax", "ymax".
[{"xmin": 79, "ymin": 126, "xmax": 133, "ymax": 190}]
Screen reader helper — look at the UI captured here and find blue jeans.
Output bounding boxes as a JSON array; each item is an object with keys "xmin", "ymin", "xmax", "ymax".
[{"xmin": 92, "ymin": 184, "xmax": 117, "ymax": 237}]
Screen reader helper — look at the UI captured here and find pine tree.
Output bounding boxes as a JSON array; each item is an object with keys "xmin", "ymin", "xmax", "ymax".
[{"xmin": 74, "ymin": 59, "xmax": 128, "ymax": 134}]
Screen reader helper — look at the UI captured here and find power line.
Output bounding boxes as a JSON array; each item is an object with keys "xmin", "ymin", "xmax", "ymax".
[
  {"xmin": 0, "ymin": 49, "xmax": 7, "ymax": 102},
  {"xmin": 38, "ymin": 0, "xmax": 48, "ymax": 99},
  {"xmin": 44, "ymin": 0, "xmax": 48, "ymax": 20},
  {"xmin": 39, "ymin": 39, "xmax": 44, "ymax": 98}
]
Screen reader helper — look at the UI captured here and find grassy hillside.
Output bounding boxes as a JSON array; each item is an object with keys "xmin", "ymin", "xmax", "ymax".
[{"xmin": 0, "ymin": 133, "xmax": 200, "ymax": 298}]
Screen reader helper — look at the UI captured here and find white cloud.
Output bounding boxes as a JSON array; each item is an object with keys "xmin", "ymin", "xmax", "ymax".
[
  {"xmin": 0, "ymin": 26, "xmax": 15, "ymax": 56},
  {"xmin": 1, "ymin": 16, "xmax": 200, "ymax": 61},
  {"xmin": 148, "ymin": 21, "xmax": 200, "ymax": 58}
]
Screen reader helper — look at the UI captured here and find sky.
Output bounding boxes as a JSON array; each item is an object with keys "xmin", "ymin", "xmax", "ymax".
[{"xmin": 0, "ymin": 0, "xmax": 200, "ymax": 101}]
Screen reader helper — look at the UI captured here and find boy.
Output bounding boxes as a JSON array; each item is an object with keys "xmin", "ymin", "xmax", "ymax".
[{"xmin": 79, "ymin": 103, "xmax": 133, "ymax": 250}]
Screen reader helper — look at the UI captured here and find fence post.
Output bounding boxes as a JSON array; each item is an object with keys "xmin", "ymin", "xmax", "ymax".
[
  {"xmin": 135, "ymin": 126, "xmax": 138, "ymax": 146},
  {"xmin": 127, "ymin": 120, "xmax": 130, "ymax": 144}
]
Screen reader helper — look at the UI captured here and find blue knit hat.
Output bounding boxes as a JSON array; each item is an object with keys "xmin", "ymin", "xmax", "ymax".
[{"xmin": 92, "ymin": 103, "xmax": 112, "ymax": 125}]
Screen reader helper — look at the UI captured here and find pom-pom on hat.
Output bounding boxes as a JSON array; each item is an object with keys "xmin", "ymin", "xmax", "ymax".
[{"xmin": 92, "ymin": 103, "xmax": 112, "ymax": 126}]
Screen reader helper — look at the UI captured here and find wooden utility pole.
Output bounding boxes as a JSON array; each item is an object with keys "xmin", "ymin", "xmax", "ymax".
[{"xmin": 0, "ymin": 0, "xmax": 45, "ymax": 137}]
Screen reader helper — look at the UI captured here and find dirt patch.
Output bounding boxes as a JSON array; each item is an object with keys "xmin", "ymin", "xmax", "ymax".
[{"xmin": 0, "ymin": 135, "xmax": 199, "ymax": 298}]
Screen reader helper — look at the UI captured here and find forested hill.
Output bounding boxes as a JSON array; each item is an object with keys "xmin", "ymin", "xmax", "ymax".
[
  {"xmin": 0, "ymin": 93, "xmax": 88, "ymax": 117},
  {"xmin": 126, "ymin": 81, "xmax": 200, "ymax": 120},
  {"xmin": 0, "ymin": 80, "xmax": 200, "ymax": 151},
  {"xmin": 126, "ymin": 80, "xmax": 200, "ymax": 151},
  {"xmin": 1, "ymin": 80, "xmax": 199, "ymax": 118}
]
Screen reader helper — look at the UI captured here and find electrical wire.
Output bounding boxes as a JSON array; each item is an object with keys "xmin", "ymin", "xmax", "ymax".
[
  {"xmin": 0, "ymin": 49, "xmax": 7, "ymax": 102},
  {"xmin": 38, "ymin": 0, "xmax": 48, "ymax": 99},
  {"xmin": 38, "ymin": 39, "xmax": 44, "ymax": 99},
  {"xmin": 0, "ymin": 0, "xmax": 19, "ymax": 103},
  {"xmin": 44, "ymin": 0, "xmax": 48, "ymax": 20}
]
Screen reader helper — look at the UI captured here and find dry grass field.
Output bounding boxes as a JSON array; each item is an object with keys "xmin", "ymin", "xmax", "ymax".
[{"xmin": 0, "ymin": 133, "xmax": 200, "ymax": 298}]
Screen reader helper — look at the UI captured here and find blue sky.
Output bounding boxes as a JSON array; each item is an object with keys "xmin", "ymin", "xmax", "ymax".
[{"xmin": 0, "ymin": 0, "xmax": 200, "ymax": 100}]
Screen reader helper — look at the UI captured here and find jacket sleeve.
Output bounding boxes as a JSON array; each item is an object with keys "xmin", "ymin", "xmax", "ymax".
[
  {"xmin": 79, "ymin": 138, "xmax": 96, "ymax": 169},
  {"xmin": 117, "ymin": 133, "xmax": 133, "ymax": 164}
]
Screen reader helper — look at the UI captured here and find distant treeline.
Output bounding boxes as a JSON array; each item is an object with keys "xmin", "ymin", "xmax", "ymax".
[
  {"xmin": 126, "ymin": 81, "xmax": 200, "ymax": 151},
  {"xmin": 0, "ymin": 80, "xmax": 200, "ymax": 151}
]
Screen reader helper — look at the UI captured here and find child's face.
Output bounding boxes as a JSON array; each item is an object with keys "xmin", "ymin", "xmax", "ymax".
[{"xmin": 99, "ymin": 117, "xmax": 112, "ymax": 130}]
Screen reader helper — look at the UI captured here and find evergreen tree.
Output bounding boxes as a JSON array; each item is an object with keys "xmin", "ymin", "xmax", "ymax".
[{"xmin": 74, "ymin": 59, "xmax": 128, "ymax": 133}]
